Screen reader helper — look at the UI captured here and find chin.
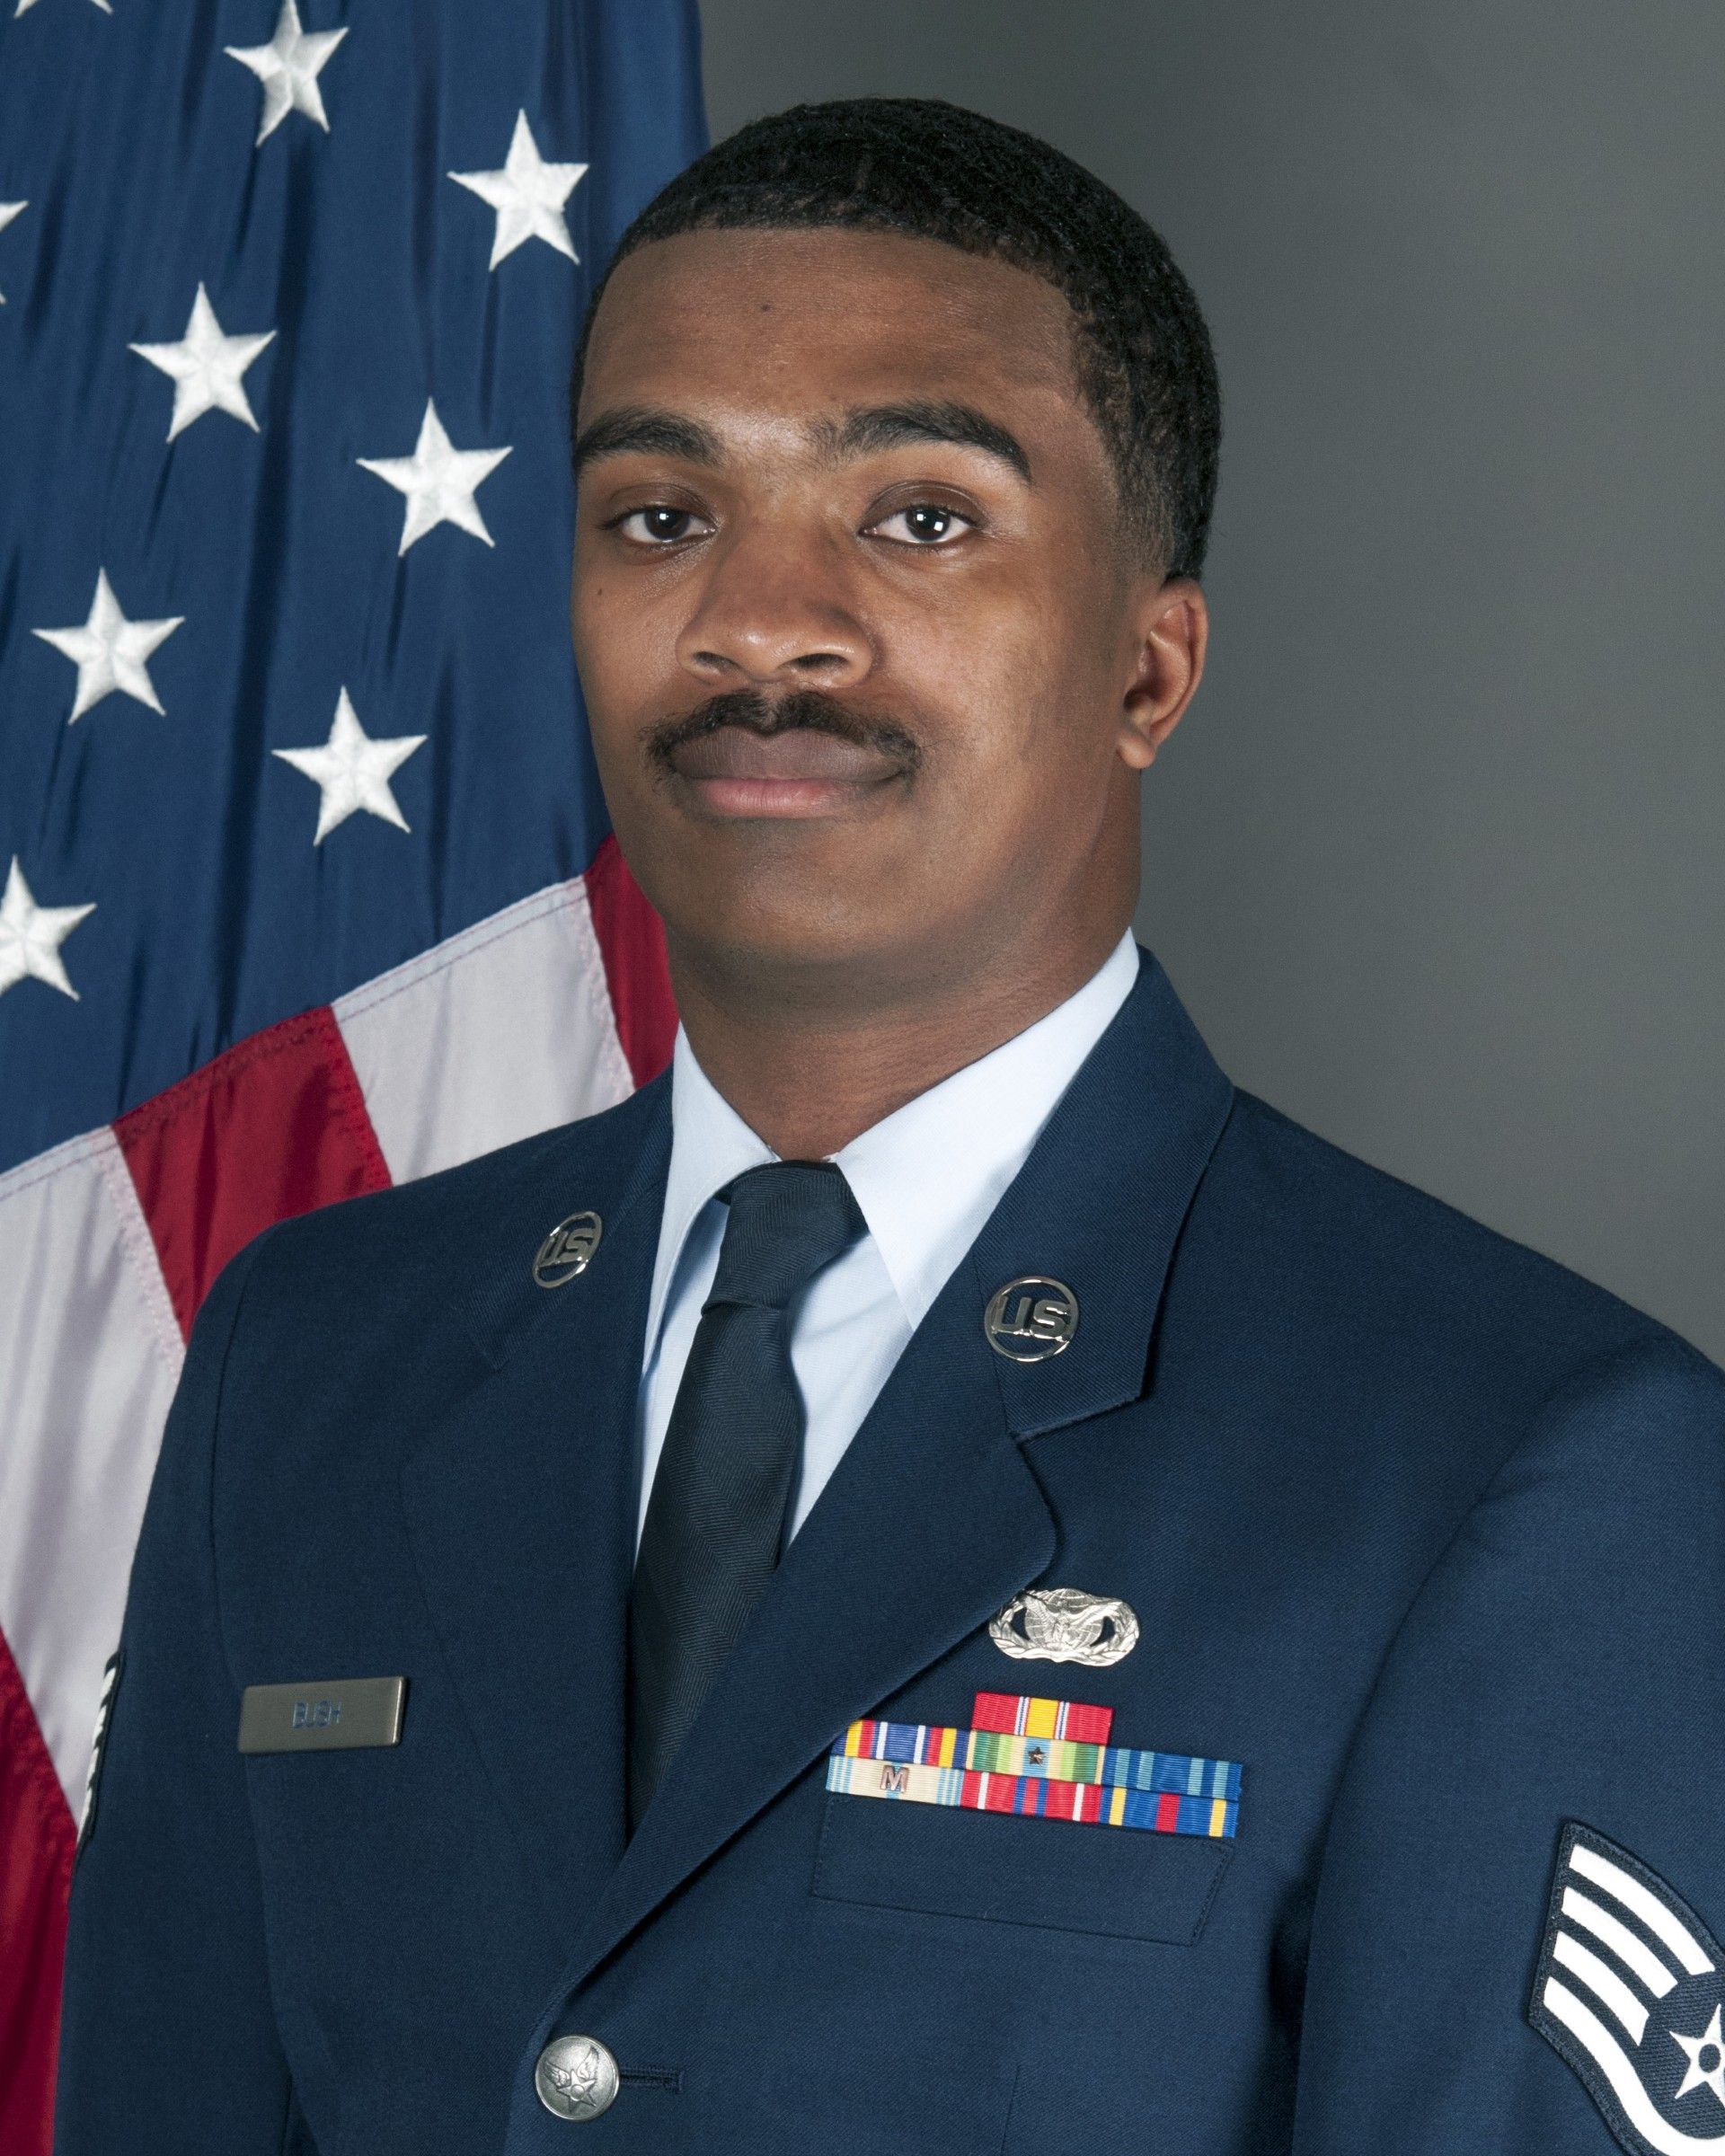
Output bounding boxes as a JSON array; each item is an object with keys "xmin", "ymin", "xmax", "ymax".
[
  {"xmin": 666, "ymin": 883, "xmax": 938, "ymax": 999},
  {"xmin": 683, "ymin": 901, "xmax": 886, "ymax": 974}
]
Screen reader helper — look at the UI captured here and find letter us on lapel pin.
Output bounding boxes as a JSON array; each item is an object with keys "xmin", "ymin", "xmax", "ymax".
[
  {"xmin": 991, "ymin": 1586, "xmax": 1139, "ymax": 1667},
  {"xmin": 533, "ymin": 1210, "xmax": 602, "ymax": 1287}
]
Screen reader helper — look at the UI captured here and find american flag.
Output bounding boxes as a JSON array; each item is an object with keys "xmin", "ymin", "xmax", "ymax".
[{"xmin": 0, "ymin": 4, "xmax": 703, "ymax": 2146}]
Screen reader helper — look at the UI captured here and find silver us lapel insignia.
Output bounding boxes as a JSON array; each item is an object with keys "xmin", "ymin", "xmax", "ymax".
[
  {"xmin": 1530, "ymin": 1819, "xmax": 1725, "ymax": 2155},
  {"xmin": 991, "ymin": 1586, "xmax": 1139, "ymax": 1667},
  {"xmin": 533, "ymin": 1211, "xmax": 602, "ymax": 1287}
]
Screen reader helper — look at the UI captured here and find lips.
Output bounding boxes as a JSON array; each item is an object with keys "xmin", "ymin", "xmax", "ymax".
[{"xmin": 665, "ymin": 725, "xmax": 907, "ymax": 818}]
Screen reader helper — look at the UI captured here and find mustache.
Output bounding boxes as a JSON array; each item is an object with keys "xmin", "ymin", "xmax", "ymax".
[{"xmin": 644, "ymin": 688, "xmax": 924, "ymax": 777}]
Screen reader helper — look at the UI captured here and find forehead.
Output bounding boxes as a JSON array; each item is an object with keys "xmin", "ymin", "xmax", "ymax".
[{"xmin": 579, "ymin": 225, "xmax": 1086, "ymax": 437}]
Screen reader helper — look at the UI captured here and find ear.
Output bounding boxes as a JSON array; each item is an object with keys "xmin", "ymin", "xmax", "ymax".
[{"xmin": 1118, "ymin": 576, "xmax": 1208, "ymax": 772}]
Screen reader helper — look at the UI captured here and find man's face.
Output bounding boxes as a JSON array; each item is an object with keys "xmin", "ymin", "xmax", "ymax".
[{"xmin": 571, "ymin": 225, "xmax": 1198, "ymax": 1007}]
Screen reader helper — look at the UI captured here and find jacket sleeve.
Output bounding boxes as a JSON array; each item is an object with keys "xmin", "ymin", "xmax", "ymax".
[
  {"xmin": 53, "ymin": 1226, "xmax": 306, "ymax": 2155},
  {"xmin": 1290, "ymin": 1331, "xmax": 1725, "ymax": 2154}
]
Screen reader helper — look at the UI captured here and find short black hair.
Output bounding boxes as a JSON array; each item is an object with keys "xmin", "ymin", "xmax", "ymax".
[{"xmin": 571, "ymin": 97, "xmax": 1221, "ymax": 581}]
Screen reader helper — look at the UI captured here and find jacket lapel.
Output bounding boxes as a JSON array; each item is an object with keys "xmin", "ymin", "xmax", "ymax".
[
  {"xmin": 398, "ymin": 1077, "xmax": 670, "ymax": 1951},
  {"xmin": 558, "ymin": 949, "xmax": 1235, "ymax": 1988}
]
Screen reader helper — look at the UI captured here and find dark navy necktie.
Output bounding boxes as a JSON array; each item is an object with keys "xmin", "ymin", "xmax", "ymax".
[{"xmin": 628, "ymin": 1159, "xmax": 866, "ymax": 1826}]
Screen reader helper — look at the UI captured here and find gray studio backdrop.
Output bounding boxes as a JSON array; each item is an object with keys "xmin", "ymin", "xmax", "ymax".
[{"xmin": 699, "ymin": 0, "xmax": 1724, "ymax": 1360}]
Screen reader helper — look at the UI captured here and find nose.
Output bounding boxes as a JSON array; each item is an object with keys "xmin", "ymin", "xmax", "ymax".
[{"xmin": 675, "ymin": 521, "xmax": 873, "ymax": 690}]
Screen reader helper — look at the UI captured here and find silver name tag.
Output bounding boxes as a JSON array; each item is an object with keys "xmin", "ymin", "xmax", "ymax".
[{"xmin": 237, "ymin": 1675, "xmax": 406, "ymax": 1754}]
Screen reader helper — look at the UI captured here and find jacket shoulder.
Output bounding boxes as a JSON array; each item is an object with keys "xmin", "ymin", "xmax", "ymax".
[
  {"xmin": 211, "ymin": 1074, "xmax": 668, "ymax": 1363},
  {"xmin": 1192, "ymin": 1087, "xmax": 1711, "ymax": 1391}
]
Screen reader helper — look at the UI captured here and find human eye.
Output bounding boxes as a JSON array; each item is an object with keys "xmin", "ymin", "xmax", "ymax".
[
  {"xmin": 607, "ymin": 504, "xmax": 712, "ymax": 547},
  {"xmin": 863, "ymin": 501, "xmax": 978, "ymax": 547}
]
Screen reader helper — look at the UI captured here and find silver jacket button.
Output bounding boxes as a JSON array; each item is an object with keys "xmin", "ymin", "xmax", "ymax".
[{"xmin": 535, "ymin": 2034, "xmax": 620, "ymax": 2122}]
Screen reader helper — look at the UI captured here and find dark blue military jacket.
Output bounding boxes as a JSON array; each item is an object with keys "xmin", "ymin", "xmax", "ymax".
[{"xmin": 57, "ymin": 950, "xmax": 1725, "ymax": 2155}]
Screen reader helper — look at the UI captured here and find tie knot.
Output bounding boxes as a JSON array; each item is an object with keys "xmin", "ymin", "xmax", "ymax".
[{"xmin": 707, "ymin": 1161, "xmax": 866, "ymax": 1312}]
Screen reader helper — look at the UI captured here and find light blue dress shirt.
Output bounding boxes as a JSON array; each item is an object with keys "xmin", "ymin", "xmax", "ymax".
[{"xmin": 635, "ymin": 931, "xmax": 1141, "ymax": 1551}]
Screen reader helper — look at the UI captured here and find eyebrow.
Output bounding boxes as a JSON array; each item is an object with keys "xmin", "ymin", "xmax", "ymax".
[
  {"xmin": 571, "ymin": 399, "xmax": 1033, "ymax": 486},
  {"xmin": 571, "ymin": 407, "xmax": 724, "ymax": 474},
  {"xmin": 822, "ymin": 402, "xmax": 1033, "ymax": 486}
]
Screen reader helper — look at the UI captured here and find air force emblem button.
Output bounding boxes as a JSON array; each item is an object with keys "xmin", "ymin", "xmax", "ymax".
[
  {"xmin": 1530, "ymin": 1819, "xmax": 1725, "ymax": 2154},
  {"xmin": 991, "ymin": 1586, "xmax": 1139, "ymax": 1666},
  {"xmin": 535, "ymin": 2034, "xmax": 620, "ymax": 2121}
]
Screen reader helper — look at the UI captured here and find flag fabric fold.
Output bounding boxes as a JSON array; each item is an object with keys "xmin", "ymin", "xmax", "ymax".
[{"xmin": 0, "ymin": 5, "xmax": 703, "ymax": 2146}]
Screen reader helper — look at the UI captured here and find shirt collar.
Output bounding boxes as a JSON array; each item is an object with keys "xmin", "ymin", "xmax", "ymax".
[{"xmin": 645, "ymin": 930, "xmax": 1142, "ymax": 1355}]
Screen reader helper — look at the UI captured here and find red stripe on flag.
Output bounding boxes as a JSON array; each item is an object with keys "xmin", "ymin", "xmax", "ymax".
[
  {"xmin": 116, "ymin": 1006, "xmax": 392, "ymax": 1339},
  {"xmin": 584, "ymin": 834, "xmax": 676, "ymax": 1088},
  {"xmin": 0, "ymin": 1627, "xmax": 73, "ymax": 2156}
]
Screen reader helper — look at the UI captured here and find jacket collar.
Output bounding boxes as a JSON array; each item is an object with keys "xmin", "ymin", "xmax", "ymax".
[
  {"xmin": 404, "ymin": 947, "xmax": 1234, "ymax": 1993},
  {"xmin": 973, "ymin": 944, "xmax": 1234, "ymax": 1439},
  {"xmin": 643, "ymin": 927, "xmax": 1143, "ymax": 1354}
]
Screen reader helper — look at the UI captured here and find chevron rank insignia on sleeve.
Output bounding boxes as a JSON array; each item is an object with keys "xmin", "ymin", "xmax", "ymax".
[{"xmin": 1530, "ymin": 1820, "xmax": 1725, "ymax": 2154}]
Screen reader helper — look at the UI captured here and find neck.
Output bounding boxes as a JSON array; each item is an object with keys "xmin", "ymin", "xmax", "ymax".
[{"xmin": 667, "ymin": 922, "xmax": 1130, "ymax": 1160}]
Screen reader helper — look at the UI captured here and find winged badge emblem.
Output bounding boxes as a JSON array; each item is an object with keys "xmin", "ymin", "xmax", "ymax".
[
  {"xmin": 1531, "ymin": 1821, "xmax": 1725, "ymax": 2154},
  {"xmin": 990, "ymin": 1586, "xmax": 1139, "ymax": 1666}
]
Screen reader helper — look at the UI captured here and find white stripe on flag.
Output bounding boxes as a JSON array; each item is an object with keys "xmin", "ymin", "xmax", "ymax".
[
  {"xmin": 335, "ymin": 877, "xmax": 634, "ymax": 1186},
  {"xmin": 0, "ymin": 1128, "xmax": 182, "ymax": 1807}
]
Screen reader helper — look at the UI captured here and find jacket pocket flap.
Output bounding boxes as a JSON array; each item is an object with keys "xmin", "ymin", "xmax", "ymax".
[{"xmin": 811, "ymin": 1789, "xmax": 1231, "ymax": 1944}]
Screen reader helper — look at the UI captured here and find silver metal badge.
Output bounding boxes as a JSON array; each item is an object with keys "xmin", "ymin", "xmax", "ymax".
[
  {"xmin": 535, "ymin": 2034, "xmax": 620, "ymax": 2122},
  {"xmin": 984, "ymin": 1276, "xmax": 1078, "ymax": 1361},
  {"xmin": 991, "ymin": 1586, "xmax": 1139, "ymax": 1666},
  {"xmin": 237, "ymin": 1675, "xmax": 407, "ymax": 1754},
  {"xmin": 533, "ymin": 1209, "xmax": 602, "ymax": 1287}
]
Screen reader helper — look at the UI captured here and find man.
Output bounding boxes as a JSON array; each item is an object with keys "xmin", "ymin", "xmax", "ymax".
[{"xmin": 57, "ymin": 98, "xmax": 1722, "ymax": 2156}]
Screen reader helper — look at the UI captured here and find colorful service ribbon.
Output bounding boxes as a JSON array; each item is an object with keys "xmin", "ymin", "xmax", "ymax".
[{"xmin": 827, "ymin": 1692, "xmax": 1241, "ymax": 1839}]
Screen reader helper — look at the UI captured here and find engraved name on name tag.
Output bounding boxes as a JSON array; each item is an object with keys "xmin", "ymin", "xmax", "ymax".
[{"xmin": 237, "ymin": 1675, "xmax": 406, "ymax": 1754}]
